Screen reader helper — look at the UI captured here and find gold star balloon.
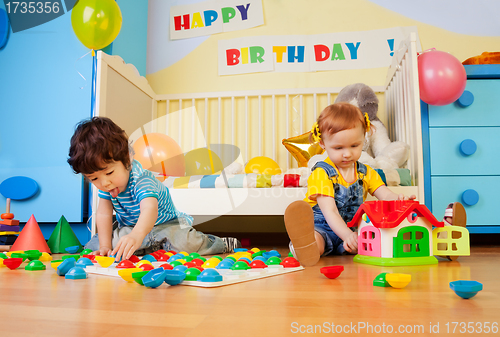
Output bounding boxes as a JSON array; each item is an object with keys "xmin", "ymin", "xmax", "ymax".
[{"xmin": 282, "ymin": 131, "xmax": 324, "ymax": 167}]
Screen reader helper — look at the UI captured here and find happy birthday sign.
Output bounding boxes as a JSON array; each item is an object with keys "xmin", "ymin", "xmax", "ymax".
[
  {"xmin": 218, "ymin": 27, "xmax": 420, "ymax": 75},
  {"xmin": 170, "ymin": 0, "xmax": 264, "ymax": 40}
]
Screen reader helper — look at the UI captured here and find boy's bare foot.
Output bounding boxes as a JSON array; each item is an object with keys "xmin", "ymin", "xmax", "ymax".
[{"xmin": 284, "ymin": 201, "xmax": 320, "ymax": 267}]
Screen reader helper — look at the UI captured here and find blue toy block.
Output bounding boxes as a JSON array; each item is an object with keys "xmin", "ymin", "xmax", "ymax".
[
  {"xmin": 65, "ymin": 245, "xmax": 81, "ymax": 254},
  {"xmin": 450, "ymin": 280, "xmax": 483, "ymax": 299},
  {"xmin": 75, "ymin": 257, "xmax": 94, "ymax": 267},
  {"xmin": 164, "ymin": 270, "xmax": 186, "ymax": 286},
  {"xmin": 173, "ymin": 265, "xmax": 188, "ymax": 272},
  {"xmin": 57, "ymin": 258, "xmax": 76, "ymax": 276},
  {"xmin": 65, "ymin": 267, "xmax": 88, "ymax": 280},
  {"xmin": 142, "ymin": 268, "xmax": 167, "ymax": 288},
  {"xmin": 262, "ymin": 250, "xmax": 281, "ymax": 260},
  {"xmin": 167, "ymin": 254, "xmax": 185, "ymax": 263},
  {"xmin": 216, "ymin": 259, "xmax": 234, "ymax": 270},
  {"xmin": 141, "ymin": 254, "xmax": 158, "ymax": 262},
  {"xmin": 197, "ymin": 269, "xmax": 223, "ymax": 282}
]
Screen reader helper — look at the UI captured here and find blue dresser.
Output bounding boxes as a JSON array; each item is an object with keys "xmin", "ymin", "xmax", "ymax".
[{"xmin": 421, "ymin": 65, "xmax": 500, "ymax": 234}]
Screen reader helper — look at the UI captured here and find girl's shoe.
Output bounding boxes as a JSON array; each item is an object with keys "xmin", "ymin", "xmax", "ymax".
[
  {"xmin": 442, "ymin": 202, "xmax": 467, "ymax": 261},
  {"xmin": 444, "ymin": 202, "xmax": 467, "ymax": 227},
  {"xmin": 284, "ymin": 201, "xmax": 320, "ymax": 267}
]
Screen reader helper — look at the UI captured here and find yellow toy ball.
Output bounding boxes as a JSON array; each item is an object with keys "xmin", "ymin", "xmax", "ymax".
[
  {"xmin": 202, "ymin": 258, "xmax": 220, "ymax": 269},
  {"xmin": 245, "ymin": 156, "xmax": 282, "ymax": 175},
  {"xmin": 118, "ymin": 268, "xmax": 143, "ymax": 282},
  {"xmin": 136, "ymin": 260, "xmax": 153, "ymax": 267}
]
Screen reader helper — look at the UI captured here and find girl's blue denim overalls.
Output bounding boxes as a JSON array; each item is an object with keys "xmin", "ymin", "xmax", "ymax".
[{"xmin": 311, "ymin": 161, "xmax": 367, "ymax": 255}]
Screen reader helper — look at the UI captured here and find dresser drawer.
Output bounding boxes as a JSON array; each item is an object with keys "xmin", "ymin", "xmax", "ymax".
[
  {"xmin": 431, "ymin": 176, "xmax": 499, "ymax": 226},
  {"xmin": 429, "ymin": 127, "xmax": 500, "ymax": 175},
  {"xmin": 428, "ymin": 79, "xmax": 500, "ymax": 127}
]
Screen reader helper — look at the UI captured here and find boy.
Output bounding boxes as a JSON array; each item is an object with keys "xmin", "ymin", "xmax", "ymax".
[{"xmin": 68, "ymin": 117, "xmax": 240, "ymax": 261}]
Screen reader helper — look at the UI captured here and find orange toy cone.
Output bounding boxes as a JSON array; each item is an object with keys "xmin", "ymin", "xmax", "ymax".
[{"xmin": 10, "ymin": 215, "xmax": 51, "ymax": 253}]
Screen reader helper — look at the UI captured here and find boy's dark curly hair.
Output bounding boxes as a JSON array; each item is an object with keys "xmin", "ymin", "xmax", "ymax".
[{"xmin": 68, "ymin": 117, "xmax": 131, "ymax": 175}]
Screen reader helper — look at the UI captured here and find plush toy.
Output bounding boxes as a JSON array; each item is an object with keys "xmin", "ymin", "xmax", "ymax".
[{"xmin": 334, "ymin": 83, "xmax": 409, "ymax": 169}]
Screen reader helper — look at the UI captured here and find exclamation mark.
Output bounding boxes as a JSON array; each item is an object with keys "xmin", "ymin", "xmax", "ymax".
[{"xmin": 387, "ymin": 39, "xmax": 394, "ymax": 56}]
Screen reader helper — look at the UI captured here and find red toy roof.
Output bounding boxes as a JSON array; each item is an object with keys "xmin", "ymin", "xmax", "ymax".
[{"xmin": 347, "ymin": 200, "xmax": 445, "ymax": 229}]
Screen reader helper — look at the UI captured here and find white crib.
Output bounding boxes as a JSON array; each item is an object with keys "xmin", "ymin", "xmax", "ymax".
[{"xmin": 92, "ymin": 33, "xmax": 422, "ymax": 231}]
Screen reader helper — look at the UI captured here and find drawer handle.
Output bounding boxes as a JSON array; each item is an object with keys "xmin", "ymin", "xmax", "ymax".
[
  {"xmin": 460, "ymin": 139, "xmax": 477, "ymax": 156},
  {"xmin": 462, "ymin": 189, "xmax": 479, "ymax": 206},
  {"xmin": 456, "ymin": 90, "xmax": 474, "ymax": 107}
]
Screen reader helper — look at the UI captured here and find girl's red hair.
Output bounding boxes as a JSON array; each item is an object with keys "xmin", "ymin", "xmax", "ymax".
[{"xmin": 315, "ymin": 102, "xmax": 370, "ymax": 140}]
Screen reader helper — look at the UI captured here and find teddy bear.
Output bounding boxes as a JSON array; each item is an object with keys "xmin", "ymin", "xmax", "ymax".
[{"xmin": 333, "ymin": 83, "xmax": 410, "ymax": 170}]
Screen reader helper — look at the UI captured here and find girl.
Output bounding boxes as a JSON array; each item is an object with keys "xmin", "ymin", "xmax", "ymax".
[{"xmin": 284, "ymin": 102, "xmax": 415, "ymax": 266}]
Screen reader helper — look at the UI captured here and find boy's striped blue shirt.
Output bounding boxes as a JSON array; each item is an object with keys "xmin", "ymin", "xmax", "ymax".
[{"xmin": 98, "ymin": 160, "xmax": 193, "ymax": 227}]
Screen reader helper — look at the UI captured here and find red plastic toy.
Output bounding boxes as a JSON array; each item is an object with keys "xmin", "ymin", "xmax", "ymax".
[
  {"xmin": 116, "ymin": 260, "xmax": 135, "ymax": 269},
  {"xmin": 139, "ymin": 264, "xmax": 154, "ymax": 271},
  {"xmin": 280, "ymin": 257, "xmax": 300, "ymax": 268},
  {"xmin": 3, "ymin": 257, "xmax": 23, "ymax": 270},
  {"xmin": 250, "ymin": 260, "xmax": 268, "ymax": 269},
  {"xmin": 320, "ymin": 266, "xmax": 344, "ymax": 279},
  {"xmin": 159, "ymin": 263, "xmax": 173, "ymax": 270}
]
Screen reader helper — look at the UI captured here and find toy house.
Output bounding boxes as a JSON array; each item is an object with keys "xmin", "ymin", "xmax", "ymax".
[{"xmin": 347, "ymin": 200, "xmax": 470, "ymax": 266}]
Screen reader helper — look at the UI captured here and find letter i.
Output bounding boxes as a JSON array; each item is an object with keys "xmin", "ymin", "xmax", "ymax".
[{"xmin": 241, "ymin": 47, "xmax": 249, "ymax": 64}]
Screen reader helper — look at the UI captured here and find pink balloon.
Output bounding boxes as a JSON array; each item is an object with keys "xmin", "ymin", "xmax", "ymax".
[{"xmin": 418, "ymin": 50, "xmax": 467, "ymax": 106}]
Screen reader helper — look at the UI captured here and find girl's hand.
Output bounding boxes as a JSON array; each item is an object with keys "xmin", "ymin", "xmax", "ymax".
[
  {"xmin": 398, "ymin": 193, "xmax": 416, "ymax": 201},
  {"xmin": 343, "ymin": 231, "xmax": 358, "ymax": 254}
]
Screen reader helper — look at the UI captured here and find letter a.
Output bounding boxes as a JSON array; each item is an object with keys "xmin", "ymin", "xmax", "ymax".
[{"xmin": 331, "ymin": 43, "xmax": 346, "ymax": 61}]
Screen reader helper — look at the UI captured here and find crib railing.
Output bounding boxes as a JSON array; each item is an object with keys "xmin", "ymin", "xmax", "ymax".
[
  {"xmin": 384, "ymin": 32, "xmax": 424, "ymax": 202},
  {"xmin": 156, "ymin": 86, "xmax": 385, "ymax": 171}
]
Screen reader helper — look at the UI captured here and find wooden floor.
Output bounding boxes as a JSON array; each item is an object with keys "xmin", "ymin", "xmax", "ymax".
[{"xmin": 1, "ymin": 246, "xmax": 499, "ymax": 337}]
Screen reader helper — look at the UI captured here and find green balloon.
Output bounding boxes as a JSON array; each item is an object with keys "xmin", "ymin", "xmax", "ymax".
[{"xmin": 71, "ymin": 0, "xmax": 122, "ymax": 50}]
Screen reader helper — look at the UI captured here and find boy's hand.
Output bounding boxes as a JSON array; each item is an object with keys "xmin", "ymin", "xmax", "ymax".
[
  {"xmin": 343, "ymin": 231, "xmax": 358, "ymax": 254},
  {"xmin": 111, "ymin": 233, "xmax": 143, "ymax": 262},
  {"xmin": 92, "ymin": 247, "xmax": 112, "ymax": 256}
]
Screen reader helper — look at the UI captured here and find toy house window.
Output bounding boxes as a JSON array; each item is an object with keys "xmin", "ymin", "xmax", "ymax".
[
  {"xmin": 433, "ymin": 226, "xmax": 470, "ymax": 257},
  {"xmin": 358, "ymin": 226, "xmax": 381, "ymax": 257},
  {"xmin": 394, "ymin": 226, "xmax": 430, "ymax": 257}
]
